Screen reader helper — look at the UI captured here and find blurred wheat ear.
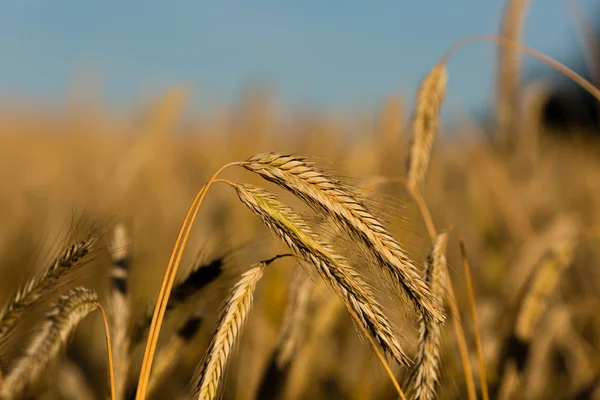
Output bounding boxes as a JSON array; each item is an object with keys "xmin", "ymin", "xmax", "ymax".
[
  {"xmin": 495, "ymin": 0, "xmax": 531, "ymax": 151},
  {"xmin": 406, "ymin": 63, "xmax": 447, "ymax": 191},
  {"xmin": 0, "ymin": 237, "xmax": 96, "ymax": 343},
  {"xmin": 1, "ymin": 287, "xmax": 99, "ymax": 399}
]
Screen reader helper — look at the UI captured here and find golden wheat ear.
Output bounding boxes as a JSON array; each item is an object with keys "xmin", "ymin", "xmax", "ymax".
[
  {"xmin": 241, "ymin": 152, "xmax": 444, "ymax": 324},
  {"xmin": 406, "ymin": 63, "xmax": 447, "ymax": 191},
  {"xmin": 228, "ymin": 182, "xmax": 410, "ymax": 366},
  {"xmin": 191, "ymin": 255, "xmax": 287, "ymax": 400},
  {"xmin": 1, "ymin": 287, "xmax": 100, "ymax": 399}
]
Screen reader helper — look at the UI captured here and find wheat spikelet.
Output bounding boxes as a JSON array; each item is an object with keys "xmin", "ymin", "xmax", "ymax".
[
  {"xmin": 193, "ymin": 258, "xmax": 275, "ymax": 400},
  {"xmin": 276, "ymin": 269, "xmax": 314, "ymax": 368},
  {"xmin": 406, "ymin": 63, "xmax": 447, "ymax": 189},
  {"xmin": 242, "ymin": 152, "xmax": 443, "ymax": 324},
  {"xmin": 108, "ymin": 224, "xmax": 131, "ymax": 400},
  {"xmin": 495, "ymin": 0, "xmax": 531, "ymax": 150},
  {"xmin": 230, "ymin": 182, "xmax": 409, "ymax": 367},
  {"xmin": 410, "ymin": 232, "xmax": 448, "ymax": 400},
  {"xmin": 147, "ymin": 314, "xmax": 203, "ymax": 397},
  {"xmin": 1, "ymin": 287, "xmax": 99, "ymax": 399},
  {"xmin": 0, "ymin": 238, "xmax": 96, "ymax": 342}
]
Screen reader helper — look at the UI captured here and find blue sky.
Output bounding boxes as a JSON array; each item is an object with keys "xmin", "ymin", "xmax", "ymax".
[{"xmin": 0, "ymin": 1, "xmax": 596, "ymax": 115}]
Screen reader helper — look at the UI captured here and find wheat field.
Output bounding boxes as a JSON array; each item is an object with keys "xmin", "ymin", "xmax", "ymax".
[{"xmin": 1, "ymin": 2, "xmax": 600, "ymax": 400}]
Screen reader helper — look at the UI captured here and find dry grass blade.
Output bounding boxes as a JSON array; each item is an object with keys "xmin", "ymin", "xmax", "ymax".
[
  {"xmin": 0, "ymin": 238, "xmax": 96, "ymax": 342},
  {"xmin": 192, "ymin": 256, "xmax": 283, "ymax": 400},
  {"xmin": 410, "ymin": 232, "xmax": 448, "ymax": 400},
  {"xmin": 242, "ymin": 152, "xmax": 443, "ymax": 324},
  {"xmin": 108, "ymin": 224, "xmax": 132, "ymax": 400},
  {"xmin": 228, "ymin": 182, "xmax": 410, "ymax": 373},
  {"xmin": 406, "ymin": 63, "xmax": 447, "ymax": 190},
  {"xmin": 1, "ymin": 287, "xmax": 99, "ymax": 400}
]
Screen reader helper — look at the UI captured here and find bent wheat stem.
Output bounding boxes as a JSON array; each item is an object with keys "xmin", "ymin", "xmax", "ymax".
[
  {"xmin": 440, "ymin": 34, "xmax": 600, "ymax": 102},
  {"xmin": 135, "ymin": 161, "xmax": 240, "ymax": 400}
]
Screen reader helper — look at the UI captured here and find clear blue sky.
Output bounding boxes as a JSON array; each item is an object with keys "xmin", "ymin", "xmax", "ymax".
[{"xmin": 0, "ymin": 1, "xmax": 596, "ymax": 114}]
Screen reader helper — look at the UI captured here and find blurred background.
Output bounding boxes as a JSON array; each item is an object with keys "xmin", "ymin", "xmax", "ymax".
[{"xmin": 1, "ymin": 1, "xmax": 600, "ymax": 399}]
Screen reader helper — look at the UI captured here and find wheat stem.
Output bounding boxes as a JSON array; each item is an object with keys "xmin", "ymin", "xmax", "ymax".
[{"xmin": 457, "ymin": 230, "xmax": 489, "ymax": 400}]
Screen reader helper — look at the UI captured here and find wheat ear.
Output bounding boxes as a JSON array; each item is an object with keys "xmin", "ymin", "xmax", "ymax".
[
  {"xmin": 276, "ymin": 268, "xmax": 314, "ymax": 368},
  {"xmin": 193, "ymin": 256, "xmax": 283, "ymax": 400},
  {"xmin": 410, "ymin": 232, "xmax": 448, "ymax": 400},
  {"xmin": 406, "ymin": 63, "xmax": 447, "ymax": 190},
  {"xmin": 495, "ymin": 0, "xmax": 530, "ymax": 150},
  {"xmin": 0, "ymin": 238, "xmax": 96, "ymax": 342},
  {"xmin": 496, "ymin": 240, "xmax": 576, "ymax": 399},
  {"xmin": 1, "ymin": 287, "xmax": 99, "ymax": 399},
  {"xmin": 242, "ymin": 152, "xmax": 443, "ymax": 324},
  {"xmin": 108, "ymin": 224, "xmax": 132, "ymax": 400},
  {"xmin": 227, "ymin": 182, "xmax": 409, "ymax": 367}
]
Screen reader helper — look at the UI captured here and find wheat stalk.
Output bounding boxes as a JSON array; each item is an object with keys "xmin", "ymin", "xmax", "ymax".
[
  {"xmin": 1, "ymin": 287, "xmax": 99, "ymax": 399},
  {"xmin": 242, "ymin": 152, "xmax": 443, "ymax": 324},
  {"xmin": 0, "ymin": 238, "xmax": 96, "ymax": 342},
  {"xmin": 410, "ymin": 232, "xmax": 448, "ymax": 400}
]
